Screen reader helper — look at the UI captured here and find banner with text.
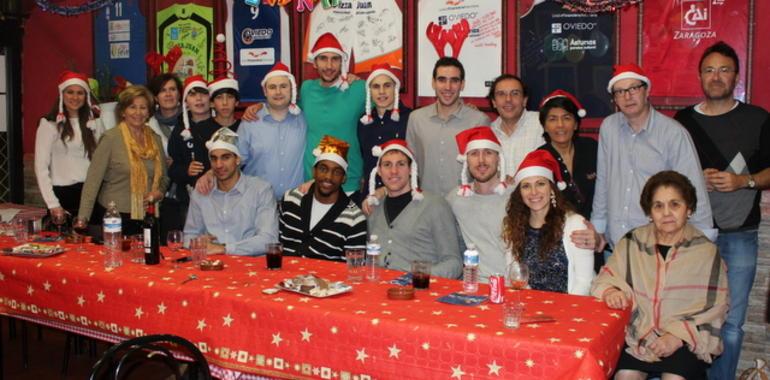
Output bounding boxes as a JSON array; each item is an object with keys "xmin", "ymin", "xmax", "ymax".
[{"xmin": 642, "ymin": 0, "xmax": 749, "ymax": 103}]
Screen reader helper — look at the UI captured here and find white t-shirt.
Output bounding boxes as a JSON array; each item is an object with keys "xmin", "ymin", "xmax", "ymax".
[{"xmin": 309, "ymin": 197, "xmax": 334, "ymax": 230}]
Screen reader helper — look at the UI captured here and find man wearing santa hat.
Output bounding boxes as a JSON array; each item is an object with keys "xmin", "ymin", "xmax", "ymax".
[
  {"xmin": 591, "ymin": 64, "xmax": 715, "ymax": 253},
  {"xmin": 184, "ymin": 128, "xmax": 278, "ymax": 256},
  {"xmin": 299, "ymin": 32, "xmax": 366, "ymax": 196},
  {"xmin": 279, "ymin": 135, "xmax": 367, "ymax": 261},
  {"xmin": 366, "ymin": 139, "xmax": 462, "ymax": 279},
  {"xmin": 445, "ymin": 126, "xmax": 512, "ymax": 283}
]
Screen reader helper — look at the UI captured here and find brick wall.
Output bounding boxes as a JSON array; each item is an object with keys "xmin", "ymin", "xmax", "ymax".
[{"xmin": 21, "ymin": 155, "xmax": 770, "ymax": 375}]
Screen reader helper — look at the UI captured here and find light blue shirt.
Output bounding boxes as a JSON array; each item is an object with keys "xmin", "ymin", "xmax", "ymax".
[
  {"xmin": 184, "ymin": 174, "xmax": 279, "ymax": 256},
  {"xmin": 591, "ymin": 107, "xmax": 716, "ymax": 246},
  {"xmin": 237, "ymin": 107, "xmax": 306, "ymax": 199}
]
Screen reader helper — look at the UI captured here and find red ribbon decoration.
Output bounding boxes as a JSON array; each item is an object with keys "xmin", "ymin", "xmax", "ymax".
[{"xmin": 144, "ymin": 45, "xmax": 183, "ymax": 77}]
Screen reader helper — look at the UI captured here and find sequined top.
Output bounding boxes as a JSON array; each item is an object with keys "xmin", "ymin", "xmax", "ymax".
[{"xmin": 522, "ymin": 227, "xmax": 568, "ymax": 293}]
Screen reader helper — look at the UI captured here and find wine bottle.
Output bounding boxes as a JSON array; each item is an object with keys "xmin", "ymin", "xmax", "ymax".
[{"xmin": 143, "ymin": 203, "xmax": 160, "ymax": 265}]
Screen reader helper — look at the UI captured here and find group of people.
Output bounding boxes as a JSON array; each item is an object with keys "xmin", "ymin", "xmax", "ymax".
[{"xmin": 34, "ymin": 33, "xmax": 768, "ymax": 380}]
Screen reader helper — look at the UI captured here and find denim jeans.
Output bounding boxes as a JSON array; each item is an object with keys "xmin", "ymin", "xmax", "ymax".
[{"xmin": 708, "ymin": 229, "xmax": 758, "ymax": 380}]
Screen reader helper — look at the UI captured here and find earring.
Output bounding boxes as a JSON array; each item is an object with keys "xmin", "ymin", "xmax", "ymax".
[{"xmin": 550, "ymin": 191, "xmax": 556, "ymax": 207}]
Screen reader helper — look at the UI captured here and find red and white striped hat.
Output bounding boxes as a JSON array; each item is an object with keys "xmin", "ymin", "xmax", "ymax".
[
  {"xmin": 260, "ymin": 62, "xmax": 301, "ymax": 115},
  {"xmin": 360, "ymin": 63, "xmax": 401, "ymax": 125}
]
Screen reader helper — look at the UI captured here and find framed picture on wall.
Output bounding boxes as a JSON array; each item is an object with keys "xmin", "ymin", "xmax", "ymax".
[
  {"xmin": 298, "ymin": 0, "xmax": 405, "ymax": 85},
  {"xmin": 416, "ymin": 0, "xmax": 503, "ymax": 98},
  {"xmin": 640, "ymin": 0, "xmax": 754, "ymax": 107},
  {"xmin": 518, "ymin": 0, "xmax": 617, "ymax": 119}
]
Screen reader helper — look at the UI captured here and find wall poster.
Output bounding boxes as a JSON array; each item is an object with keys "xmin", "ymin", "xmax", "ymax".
[
  {"xmin": 519, "ymin": 0, "xmax": 616, "ymax": 118},
  {"xmin": 156, "ymin": 3, "xmax": 214, "ymax": 81},
  {"xmin": 301, "ymin": 0, "xmax": 404, "ymax": 79},
  {"xmin": 417, "ymin": 0, "xmax": 503, "ymax": 98},
  {"xmin": 93, "ymin": 0, "xmax": 147, "ymax": 98},
  {"xmin": 641, "ymin": 0, "xmax": 752, "ymax": 105},
  {"xmin": 225, "ymin": 0, "xmax": 291, "ymax": 102}
]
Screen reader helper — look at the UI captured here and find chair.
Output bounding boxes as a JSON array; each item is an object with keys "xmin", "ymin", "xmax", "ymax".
[{"xmin": 89, "ymin": 334, "xmax": 211, "ymax": 380}]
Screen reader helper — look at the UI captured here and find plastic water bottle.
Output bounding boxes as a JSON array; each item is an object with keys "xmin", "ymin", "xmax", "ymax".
[
  {"xmin": 462, "ymin": 244, "xmax": 480, "ymax": 294},
  {"xmin": 103, "ymin": 201, "xmax": 122, "ymax": 268},
  {"xmin": 366, "ymin": 235, "xmax": 381, "ymax": 282}
]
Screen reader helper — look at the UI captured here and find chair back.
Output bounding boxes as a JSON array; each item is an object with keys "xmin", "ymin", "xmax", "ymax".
[{"xmin": 89, "ymin": 334, "xmax": 212, "ymax": 380}]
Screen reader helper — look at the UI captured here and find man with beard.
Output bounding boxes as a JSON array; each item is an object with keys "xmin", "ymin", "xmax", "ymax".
[
  {"xmin": 299, "ymin": 33, "xmax": 366, "ymax": 196},
  {"xmin": 279, "ymin": 135, "xmax": 367, "ymax": 261},
  {"xmin": 446, "ymin": 126, "xmax": 511, "ymax": 282},
  {"xmin": 406, "ymin": 57, "xmax": 489, "ymax": 195},
  {"xmin": 365, "ymin": 139, "xmax": 462, "ymax": 279},
  {"xmin": 184, "ymin": 128, "xmax": 278, "ymax": 256},
  {"xmin": 487, "ymin": 74, "xmax": 544, "ymax": 182},
  {"xmin": 674, "ymin": 41, "xmax": 770, "ymax": 380},
  {"xmin": 591, "ymin": 64, "xmax": 715, "ymax": 252}
]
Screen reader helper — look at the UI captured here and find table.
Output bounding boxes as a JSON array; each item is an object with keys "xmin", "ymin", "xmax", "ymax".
[{"xmin": 0, "ymin": 237, "xmax": 629, "ymax": 379}]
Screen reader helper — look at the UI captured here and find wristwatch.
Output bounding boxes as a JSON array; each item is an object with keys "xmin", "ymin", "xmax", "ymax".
[{"xmin": 747, "ymin": 174, "xmax": 756, "ymax": 189}]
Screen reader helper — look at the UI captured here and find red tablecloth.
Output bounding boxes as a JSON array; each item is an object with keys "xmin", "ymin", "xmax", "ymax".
[{"xmin": 0, "ymin": 237, "xmax": 629, "ymax": 379}]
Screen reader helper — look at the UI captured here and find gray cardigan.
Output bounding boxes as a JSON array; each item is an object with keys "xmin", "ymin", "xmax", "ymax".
[{"xmin": 367, "ymin": 191, "xmax": 462, "ymax": 279}]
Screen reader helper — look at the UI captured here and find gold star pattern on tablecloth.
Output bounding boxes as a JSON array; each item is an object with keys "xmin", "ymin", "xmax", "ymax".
[
  {"xmin": 387, "ymin": 344, "xmax": 401, "ymax": 358},
  {"xmin": 134, "ymin": 307, "xmax": 144, "ymax": 319},
  {"xmin": 222, "ymin": 314, "xmax": 234, "ymax": 327},
  {"xmin": 42, "ymin": 280, "xmax": 50, "ymax": 291},
  {"xmin": 77, "ymin": 295, "xmax": 85, "ymax": 307},
  {"xmin": 196, "ymin": 319, "xmax": 207, "ymax": 331},
  {"xmin": 157, "ymin": 302, "xmax": 167, "ymax": 314},
  {"xmin": 355, "ymin": 348, "xmax": 368, "ymax": 363},
  {"xmin": 487, "ymin": 361, "xmax": 502, "ymax": 376},
  {"xmin": 271, "ymin": 333, "xmax": 283, "ymax": 346},
  {"xmin": 450, "ymin": 365, "xmax": 465, "ymax": 379},
  {"xmin": 300, "ymin": 328, "xmax": 312, "ymax": 342},
  {"xmin": 26, "ymin": 285, "xmax": 34, "ymax": 295},
  {"xmin": 96, "ymin": 291, "xmax": 105, "ymax": 302}
]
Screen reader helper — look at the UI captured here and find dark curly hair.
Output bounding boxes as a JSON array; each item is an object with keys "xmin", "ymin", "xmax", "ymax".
[
  {"xmin": 639, "ymin": 170, "xmax": 697, "ymax": 216},
  {"xmin": 502, "ymin": 180, "xmax": 572, "ymax": 261}
]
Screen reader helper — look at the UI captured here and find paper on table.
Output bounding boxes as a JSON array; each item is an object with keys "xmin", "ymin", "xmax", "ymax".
[{"xmin": 0, "ymin": 208, "xmax": 21, "ymax": 222}]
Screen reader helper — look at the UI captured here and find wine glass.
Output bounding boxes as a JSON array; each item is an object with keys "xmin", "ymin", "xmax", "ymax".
[
  {"xmin": 51, "ymin": 211, "xmax": 68, "ymax": 235},
  {"xmin": 167, "ymin": 230, "xmax": 184, "ymax": 253},
  {"xmin": 507, "ymin": 260, "xmax": 529, "ymax": 302},
  {"xmin": 72, "ymin": 217, "xmax": 90, "ymax": 252}
]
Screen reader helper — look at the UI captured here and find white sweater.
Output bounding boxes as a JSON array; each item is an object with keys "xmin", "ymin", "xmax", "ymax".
[
  {"xmin": 34, "ymin": 118, "xmax": 104, "ymax": 209},
  {"xmin": 505, "ymin": 212, "xmax": 595, "ymax": 296}
]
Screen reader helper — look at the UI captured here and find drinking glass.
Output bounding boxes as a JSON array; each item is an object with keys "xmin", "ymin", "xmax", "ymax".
[
  {"xmin": 507, "ymin": 260, "xmax": 529, "ymax": 290},
  {"xmin": 51, "ymin": 212, "xmax": 68, "ymax": 235},
  {"xmin": 13, "ymin": 217, "xmax": 28, "ymax": 243},
  {"xmin": 265, "ymin": 243, "xmax": 283, "ymax": 270},
  {"xmin": 167, "ymin": 230, "xmax": 184, "ymax": 252},
  {"xmin": 345, "ymin": 249, "xmax": 366, "ymax": 282},
  {"xmin": 190, "ymin": 236, "xmax": 208, "ymax": 265},
  {"xmin": 411, "ymin": 260, "xmax": 431, "ymax": 290},
  {"xmin": 73, "ymin": 217, "xmax": 90, "ymax": 253}
]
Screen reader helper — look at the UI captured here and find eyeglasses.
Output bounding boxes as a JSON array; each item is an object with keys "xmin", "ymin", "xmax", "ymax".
[
  {"xmin": 700, "ymin": 66, "xmax": 736, "ymax": 75},
  {"xmin": 611, "ymin": 83, "xmax": 646, "ymax": 98}
]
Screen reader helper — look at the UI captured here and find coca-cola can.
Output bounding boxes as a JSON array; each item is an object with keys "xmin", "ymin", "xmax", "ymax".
[{"xmin": 489, "ymin": 273, "xmax": 505, "ymax": 304}]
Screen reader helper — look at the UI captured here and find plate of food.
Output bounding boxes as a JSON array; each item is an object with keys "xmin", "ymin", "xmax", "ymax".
[
  {"xmin": 276, "ymin": 274, "xmax": 352, "ymax": 298},
  {"xmin": 3, "ymin": 243, "xmax": 66, "ymax": 257}
]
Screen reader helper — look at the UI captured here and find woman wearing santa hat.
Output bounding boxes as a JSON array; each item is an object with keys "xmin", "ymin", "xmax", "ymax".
[
  {"xmin": 536, "ymin": 90, "xmax": 597, "ymax": 220},
  {"xmin": 35, "ymin": 71, "xmax": 104, "ymax": 222},
  {"xmin": 501, "ymin": 150, "xmax": 594, "ymax": 295}
]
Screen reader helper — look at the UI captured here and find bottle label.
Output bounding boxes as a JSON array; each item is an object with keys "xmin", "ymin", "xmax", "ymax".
[
  {"xmin": 366, "ymin": 243, "xmax": 381, "ymax": 256},
  {"xmin": 463, "ymin": 250, "xmax": 479, "ymax": 266},
  {"xmin": 104, "ymin": 217, "xmax": 121, "ymax": 233},
  {"xmin": 144, "ymin": 228, "xmax": 152, "ymax": 248}
]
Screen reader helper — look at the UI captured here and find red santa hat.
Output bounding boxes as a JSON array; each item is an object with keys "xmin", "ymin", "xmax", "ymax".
[
  {"xmin": 208, "ymin": 34, "xmax": 239, "ymax": 100},
  {"xmin": 514, "ymin": 150, "xmax": 566, "ymax": 190},
  {"xmin": 607, "ymin": 63, "xmax": 651, "ymax": 94},
  {"xmin": 56, "ymin": 71, "xmax": 94, "ymax": 124},
  {"xmin": 360, "ymin": 63, "xmax": 401, "ymax": 125},
  {"xmin": 309, "ymin": 32, "xmax": 350, "ymax": 91},
  {"xmin": 181, "ymin": 75, "xmax": 208, "ymax": 141},
  {"xmin": 260, "ymin": 62, "xmax": 301, "ymax": 115},
  {"xmin": 313, "ymin": 135, "xmax": 350, "ymax": 172},
  {"xmin": 367, "ymin": 139, "xmax": 423, "ymax": 206},
  {"xmin": 539, "ymin": 89, "xmax": 587, "ymax": 118},
  {"xmin": 454, "ymin": 126, "xmax": 507, "ymax": 197}
]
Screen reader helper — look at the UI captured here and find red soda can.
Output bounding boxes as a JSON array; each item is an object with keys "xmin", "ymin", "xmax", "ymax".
[{"xmin": 489, "ymin": 273, "xmax": 505, "ymax": 304}]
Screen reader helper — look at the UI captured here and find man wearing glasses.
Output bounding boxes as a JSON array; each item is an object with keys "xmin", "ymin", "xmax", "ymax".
[
  {"xmin": 406, "ymin": 57, "xmax": 489, "ymax": 195},
  {"xmin": 674, "ymin": 41, "xmax": 770, "ymax": 380},
  {"xmin": 590, "ymin": 64, "xmax": 716, "ymax": 253}
]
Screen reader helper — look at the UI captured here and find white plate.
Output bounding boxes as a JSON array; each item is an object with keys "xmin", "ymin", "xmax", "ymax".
[{"xmin": 276, "ymin": 280, "xmax": 352, "ymax": 298}]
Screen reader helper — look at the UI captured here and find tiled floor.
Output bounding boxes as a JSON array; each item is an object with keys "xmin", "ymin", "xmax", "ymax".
[{"xmin": 1, "ymin": 317, "xmax": 102, "ymax": 379}]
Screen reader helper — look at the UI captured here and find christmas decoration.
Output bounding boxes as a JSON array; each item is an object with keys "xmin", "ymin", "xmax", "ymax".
[
  {"xmin": 554, "ymin": 0, "xmax": 641, "ymax": 13},
  {"xmin": 35, "ymin": 0, "xmax": 113, "ymax": 16}
]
